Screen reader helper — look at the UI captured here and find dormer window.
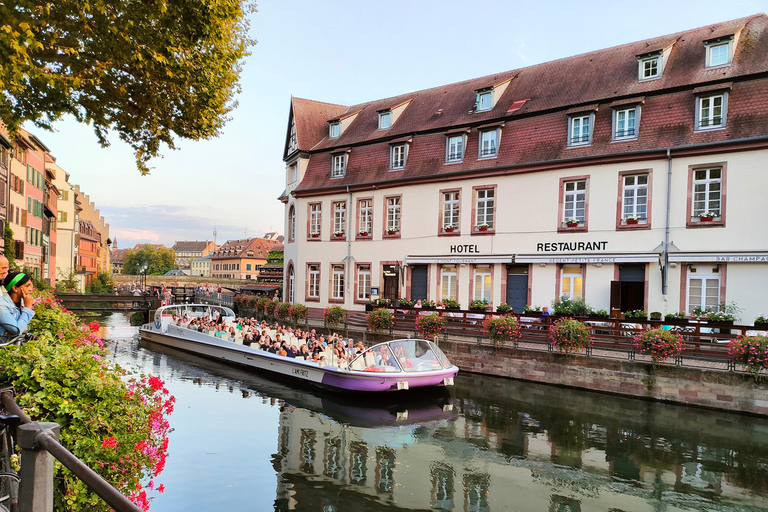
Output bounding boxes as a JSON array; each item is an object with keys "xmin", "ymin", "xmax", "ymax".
[
  {"xmin": 638, "ymin": 54, "xmax": 660, "ymax": 80},
  {"xmin": 329, "ymin": 121, "xmax": 340, "ymax": 139},
  {"xmin": 476, "ymin": 90, "xmax": 493, "ymax": 112},
  {"xmin": 332, "ymin": 153, "xmax": 346, "ymax": 178},
  {"xmin": 378, "ymin": 111, "xmax": 391, "ymax": 130},
  {"xmin": 705, "ymin": 37, "xmax": 733, "ymax": 68}
]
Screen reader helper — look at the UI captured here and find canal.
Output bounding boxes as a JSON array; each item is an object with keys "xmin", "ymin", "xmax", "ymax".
[{"xmin": 100, "ymin": 313, "xmax": 768, "ymax": 511}]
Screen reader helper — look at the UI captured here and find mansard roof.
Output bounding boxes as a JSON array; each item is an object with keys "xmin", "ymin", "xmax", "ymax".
[
  {"xmin": 211, "ymin": 237, "xmax": 282, "ymax": 260},
  {"xmin": 285, "ymin": 98, "xmax": 347, "ymax": 158},
  {"xmin": 172, "ymin": 240, "xmax": 212, "ymax": 252},
  {"xmin": 291, "ymin": 14, "xmax": 768, "ymax": 195}
]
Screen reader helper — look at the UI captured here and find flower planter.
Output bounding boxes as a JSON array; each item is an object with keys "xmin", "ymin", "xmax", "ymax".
[
  {"xmin": 310, "ymin": 234, "xmax": 320, "ymax": 238},
  {"xmin": 626, "ymin": 220, "xmax": 639, "ymax": 225},
  {"xmin": 700, "ymin": 217, "xmax": 714, "ymax": 222},
  {"xmin": 477, "ymin": 227, "xmax": 488, "ymax": 232},
  {"xmin": 444, "ymin": 228, "xmax": 455, "ymax": 233},
  {"xmin": 566, "ymin": 223, "xmax": 579, "ymax": 228},
  {"xmin": 754, "ymin": 322, "xmax": 768, "ymax": 329},
  {"xmin": 358, "ymin": 233, "xmax": 370, "ymax": 238}
]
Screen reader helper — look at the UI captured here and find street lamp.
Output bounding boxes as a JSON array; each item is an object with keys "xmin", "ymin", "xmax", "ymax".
[{"xmin": 140, "ymin": 263, "xmax": 148, "ymax": 292}]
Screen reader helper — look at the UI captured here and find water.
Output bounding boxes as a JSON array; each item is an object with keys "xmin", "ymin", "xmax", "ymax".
[{"xmin": 99, "ymin": 313, "xmax": 768, "ymax": 512}]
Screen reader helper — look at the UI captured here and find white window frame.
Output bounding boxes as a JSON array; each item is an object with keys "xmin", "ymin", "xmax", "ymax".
[
  {"xmin": 386, "ymin": 197, "xmax": 401, "ymax": 233},
  {"xmin": 390, "ymin": 144, "xmax": 406, "ymax": 170},
  {"xmin": 288, "ymin": 266, "xmax": 295, "ymax": 302},
  {"xmin": 568, "ymin": 114, "xmax": 593, "ymax": 146},
  {"xmin": 613, "ymin": 106, "xmax": 640, "ymax": 140},
  {"xmin": 357, "ymin": 266, "xmax": 371, "ymax": 301},
  {"xmin": 561, "ymin": 265, "xmax": 583, "ymax": 300},
  {"xmin": 331, "ymin": 154, "xmax": 346, "ymax": 178},
  {"xmin": 309, "ymin": 203, "xmax": 322, "ymax": 236},
  {"xmin": 446, "ymin": 134, "xmax": 465, "ymax": 163},
  {"xmin": 288, "ymin": 205, "xmax": 296, "ymax": 240},
  {"xmin": 378, "ymin": 111, "xmax": 391, "ymax": 130},
  {"xmin": 705, "ymin": 40, "xmax": 732, "ymax": 68},
  {"xmin": 358, "ymin": 199, "xmax": 372, "ymax": 234},
  {"xmin": 695, "ymin": 93, "xmax": 727, "ymax": 131},
  {"xmin": 333, "ymin": 201, "xmax": 346, "ymax": 235},
  {"xmin": 478, "ymin": 129, "xmax": 499, "ymax": 159},
  {"xmin": 443, "ymin": 191, "xmax": 460, "ymax": 230},
  {"xmin": 288, "ymin": 164, "xmax": 298, "ymax": 184},
  {"xmin": 692, "ymin": 168, "xmax": 722, "ymax": 218},
  {"xmin": 638, "ymin": 55, "xmax": 661, "ymax": 81},
  {"xmin": 622, "ymin": 174, "xmax": 648, "ymax": 222},
  {"xmin": 476, "ymin": 90, "xmax": 493, "ymax": 112},
  {"xmin": 441, "ymin": 266, "xmax": 457, "ymax": 301},
  {"xmin": 473, "ymin": 266, "xmax": 492, "ymax": 303},
  {"xmin": 331, "ymin": 265, "xmax": 345, "ymax": 301},
  {"xmin": 686, "ymin": 268, "xmax": 720, "ymax": 315},
  {"xmin": 563, "ymin": 180, "xmax": 587, "ymax": 224},
  {"xmin": 329, "ymin": 122, "xmax": 340, "ymax": 138},
  {"xmin": 308, "ymin": 265, "xmax": 320, "ymax": 298},
  {"xmin": 476, "ymin": 189, "xmax": 494, "ymax": 229}
]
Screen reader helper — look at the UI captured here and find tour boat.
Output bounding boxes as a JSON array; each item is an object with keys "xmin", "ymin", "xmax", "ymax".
[{"xmin": 139, "ymin": 304, "xmax": 459, "ymax": 393}]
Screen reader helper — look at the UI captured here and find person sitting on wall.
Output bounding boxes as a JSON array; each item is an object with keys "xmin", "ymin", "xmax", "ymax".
[{"xmin": 0, "ymin": 272, "xmax": 36, "ymax": 337}]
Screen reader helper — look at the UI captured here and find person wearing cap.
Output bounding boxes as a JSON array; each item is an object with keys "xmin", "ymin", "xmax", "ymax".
[{"xmin": 0, "ymin": 271, "xmax": 35, "ymax": 336}]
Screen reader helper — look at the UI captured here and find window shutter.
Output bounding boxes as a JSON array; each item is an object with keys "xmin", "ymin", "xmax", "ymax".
[
  {"xmin": 14, "ymin": 241, "xmax": 23, "ymax": 260},
  {"xmin": 21, "ymin": 210, "xmax": 27, "ymax": 226},
  {"xmin": 610, "ymin": 281, "xmax": 622, "ymax": 318}
]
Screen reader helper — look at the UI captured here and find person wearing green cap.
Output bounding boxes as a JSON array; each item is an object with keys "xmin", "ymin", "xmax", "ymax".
[{"xmin": 0, "ymin": 272, "xmax": 35, "ymax": 336}]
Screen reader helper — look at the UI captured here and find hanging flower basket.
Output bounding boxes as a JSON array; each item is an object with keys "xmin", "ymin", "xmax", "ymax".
[
  {"xmin": 548, "ymin": 318, "xmax": 593, "ymax": 354},
  {"xmin": 633, "ymin": 327, "xmax": 685, "ymax": 363}
]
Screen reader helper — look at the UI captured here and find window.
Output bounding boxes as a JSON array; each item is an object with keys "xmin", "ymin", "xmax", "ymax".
[
  {"xmin": 332, "ymin": 154, "xmax": 346, "ymax": 178},
  {"xmin": 687, "ymin": 266, "xmax": 720, "ymax": 314},
  {"xmin": 475, "ymin": 188, "xmax": 494, "ymax": 230},
  {"xmin": 333, "ymin": 201, "xmax": 346, "ymax": 236},
  {"xmin": 57, "ymin": 211, "xmax": 67, "ymax": 223},
  {"xmin": 442, "ymin": 191, "xmax": 460, "ymax": 231},
  {"xmin": 441, "ymin": 266, "xmax": 457, "ymax": 301},
  {"xmin": 331, "ymin": 264, "xmax": 345, "ymax": 301},
  {"xmin": 307, "ymin": 264, "xmax": 320, "ymax": 298},
  {"xmin": 563, "ymin": 180, "xmax": 587, "ymax": 225},
  {"xmin": 329, "ymin": 122, "xmax": 340, "ymax": 138},
  {"xmin": 561, "ymin": 265, "xmax": 583, "ymax": 300},
  {"xmin": 246, "ymin": 264, "xmax": 251, "ymax": 271},
  {"xmin": 622, "ymin": 174, "xmax": 648, "ymax": 222},
  {"xmin": 378, "ymin": 111, "xmax": 391, "ymax": 130},
  {"xmin": 390, "ymin": 144, "xmax": 406, "ymax": 170},
  {"xmin": 706, "ymin": 40, "xmax": 732, "ymax": 67},
  {"xmin": 288, "ymin": 205, "xmax": 296, "ymax": 241},
  {"xmin": 288, "ymin": 265, "xmax": 295, "ymax": 303},
  {"xmin": 613, "ymin": 107, "xmax": 639, "ymax": 140},
  {"xmin": 476, "ymin": 90, "xmax": 492, "ymax": 111},
  {"xmin": 696, "ymin": 93, "xmax": 727, "ymax": 130},
  {"xmin": 568, "ymin": 114, "xmax": 593, "ymax": 146},
  {"xmin": 473, "ymin": 266, "xmax": 491, "ymax": 303},
  {"xmin": 358, "ymin": 199, "xmax": 372, "ymax": 235},
  {"xmin": 478, "ymin": 129, "xmax": 498, "ymax": 158},
  {"xmin": 386, "ymin": 196, "xmax": 401, "ymax": 235},
  {"xmin": 446, "ymin": 134, "xmax": 465, "ymax": 163},
  {"xmin": 692, "ymin": 168, "xmax": 722, "ymax": 219},
  {"xmin": 309, "ymin": 203, "xmax": 321, "ymax": 237},
  {"xmin": 357, "ymin": 265, "xmax": 371, "ymax": 301},
  {"xmin": 288, "ymin": 164, "xmax": 298, "ymax": 183},
  {"xmin": 638, "ymin": 55, "xmax": 660, "ymax": 80}
]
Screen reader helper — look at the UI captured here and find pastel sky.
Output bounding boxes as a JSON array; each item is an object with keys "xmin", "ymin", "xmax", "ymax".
[{"xmin": 31, "ymin": 0, "xmax": 766, "ymax": 248}]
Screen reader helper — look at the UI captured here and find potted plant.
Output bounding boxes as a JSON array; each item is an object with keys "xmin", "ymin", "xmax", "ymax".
[
  {"xmin": 275, "ymin": 301, "xmax": 291, "ymax": 321},
  {"xmin": 548, "ymin": 318, "xmax": 593, "ymax": 354},
  {"xmin": 365, "ymin": 300, "xmax": 377, "ymax": 312},
  {"xmin": 496, "ymin": 303, "xmax": 513, "ymax": 314},
  {"xmin": 333, "ymin": 231, "xmax": 345, "ymax": 238},
  {"xmin": 444, "ymin": 225, "xmax": 457, "ymax": 233},
  {"xmin": 386, "ymin": 228, "xmax": 399, "ymax": 235},
  {"xmin": 324, "ymin": 305, "xmax": 347, "ymax": 330},
  {"xmin": 522, "ymin": 304, "xmax": 542, "ymax": 314},
  {"xmin": 664, "ymin": 311, "xmax": 687, "ymax": 324},
  {"xmin": 623, "ymin": 309, "xmax": 647, "ymax": 321},
  {"xmin": 650, "ymin": 311, "xmax": 662, "ymax": 321},
  {"xmin": 707, "ymin": 311, "xmax": 736, "ymax": 325},
  {"xmin": 367, "ymin": 308, "xmax": 394, "ymax": 334},
  {"xmin": 552, "ymin": 296, "xmax": 575, "ymax": 316},
  {"xmin": 754, "ymin": 315, "xmax": 768, "ymax": 329},
  {"xmin": 483, "ymin": 315, "xmax": 521, "ymax": 347},
  {"xmin": 591, "ymin": 308, "xmax": 609, "ymax": 319},
  {"xmin": 633, "ymin": 327, "xmax": 685, "ymax": 363},
  {"xmin": 476, "ymin": 224, "xmax": 489, "ymax": 232},
  {"xmin": 698, "ymin": 211, "xmax": 716, "ymax": 222},
  {"xmin": 469, "ymin": 299, "xmax": 490, "ymax": 311},
  {"xmin": 310, "ymin": 232, "xmax": 320, "ymax": 238},
  {"xmin": 728, "ymin": 335, "xmax": 768, "ymax": 375},
  {"xmin": 416, "ymin": 313, "xmax": 446, "ymax": 340},
  {"xmin": 289, "ymin": 303, "xmax": 308, "ymax": 324},
  {"xmin": 421, "ymin": 300, "xmax": 436, "ymax": 309},
  {"xmin": 358, "ymin": 230, "xmax": 370, "ymax": 237},
  {"xmin": 565, "ymin": 217, "xmax": 579, "ymax": 227},
  {"xmin": 397, "ymin": 298, "xmax": 415, "ymax": 307},
  {"xmin": 443, "ymin": 299, "xmax": 461, "ymax": 310},
  {"xmin": 625, "ymin": 215, "xmax": 642, "ymax": 225}
]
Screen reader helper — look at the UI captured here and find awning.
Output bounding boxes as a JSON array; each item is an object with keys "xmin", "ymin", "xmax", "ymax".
[
  {"xmin": 515, "ymin": 252, "xmax": 659, "ymax": 264},
  {"xmin": 668, "ymin": 252, "xmax": 768, "ymax": 263},
  {"xmin": 405, "ymin": 254, "xmax": 514, "ymax": 265}
]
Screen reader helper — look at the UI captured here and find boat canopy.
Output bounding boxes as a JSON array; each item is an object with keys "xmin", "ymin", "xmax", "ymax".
[
  {"xmin": 153, "ymin": 304, "xmax": 236, "ymax": 332},
  {"xmin": 348, "ymin": 339, "xmax": 452, "ymax": 373}
]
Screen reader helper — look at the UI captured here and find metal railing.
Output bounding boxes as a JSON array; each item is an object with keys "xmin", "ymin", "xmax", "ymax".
[{"xmin": 0, "ymin": 390, "xmax": 141, "ymax": 512}]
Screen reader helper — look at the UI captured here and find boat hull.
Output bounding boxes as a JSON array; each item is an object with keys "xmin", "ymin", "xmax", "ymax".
[{"xmin": 139, "ymin": 325, "xmax": 458, "ymax": 393}]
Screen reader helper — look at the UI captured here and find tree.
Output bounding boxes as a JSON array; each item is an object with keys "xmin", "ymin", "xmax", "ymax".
[
  {"xmin": 3, "ymin": 224, "xmax": 16, "ymax": 269},
  {"xmin": 0, "ymin": 1, "xmax": 256, "ymax": 174},
  {"xmin": 123, "ymin": 245, "xmax": 177, "ymax": 275},
  {"xmin": 85, "ymin": 271, "xmax": 115, "ymax": 293}
]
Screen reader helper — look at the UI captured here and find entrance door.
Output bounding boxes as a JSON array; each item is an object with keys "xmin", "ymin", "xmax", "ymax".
[
  {"xmin": 611, "ymin": 264, "xmax": 645, "ymax": 314},
  {"xmin": 383, "ymin": 265, "xmax": 399, "ymax": 302},
  {"xmin": 506, "ymin": 266, "xmax": 529, "ymax": 313},
  {"xmin": 411, "ymin": 265, "xmax": 428, "ymax": 301}
]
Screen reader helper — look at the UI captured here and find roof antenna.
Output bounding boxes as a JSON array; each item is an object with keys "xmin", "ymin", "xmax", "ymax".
[{"xmin": 213, "ymin": 224, "xmax": 218, "ymax": 245}]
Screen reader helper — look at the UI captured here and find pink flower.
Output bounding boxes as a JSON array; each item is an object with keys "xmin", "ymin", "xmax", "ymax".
[
  {"xmin": 102, "ymin": 436, "xmax": 117, "ymax": 448},
  {"xmin": 157, "ymin": 484, "xmax": 165, "ymax": 493}
]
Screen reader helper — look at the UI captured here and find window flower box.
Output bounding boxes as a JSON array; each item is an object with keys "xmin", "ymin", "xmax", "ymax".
[
  {"xmin": 565, "ymin": 218, "xmax": 579, "ymax": 228},
  {"xmin": 310, "ymin": 233, "xmax": 320, "ymax": 239},
  {"xmin": 698, "ymin": 211, "xmax": 716, "ymax": 222},
  {"xmin": 386, "ymin": 229, "xmax": 399, "ymax": 235},
  {"xmin": 358, "ymin": 231, "xmax": 370, "ymax": 237},
  {"xmin": 444, "ymin": 225, "xmax": 457, "ymax": 233},
  {"xmin": 476, "ymin": 224, "xmax": 489, "ymax": 232},
  {"xmin": 332, "ymin": 232, "xmax": 345, "ymax": 238},
  {"xmin": 625, "ymin": 216, "xmax": 642, "ymax": 225}
]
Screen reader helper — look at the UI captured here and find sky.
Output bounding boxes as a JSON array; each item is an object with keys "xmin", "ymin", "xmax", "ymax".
[{"xmin": 31, "ymin": 0, "xmax": 767, "ymax": 248}]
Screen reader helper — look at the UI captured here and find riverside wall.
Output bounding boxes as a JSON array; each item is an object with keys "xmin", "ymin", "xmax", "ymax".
[{"xmin": 438, "ymin": 339, "xmax": 768, "ymax": 416}]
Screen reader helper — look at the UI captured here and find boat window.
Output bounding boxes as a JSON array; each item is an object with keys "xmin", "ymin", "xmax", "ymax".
[
  {"xmin": 388, "ymin": 340, "xmax": 446, "ymax": 373},
  {"xmin": 349, "ymin": 345, "xmax": 402, "ymax": 373},
  {"xmin": 428, "ymin": 342, "xmax": 452, "ymax": 368}
]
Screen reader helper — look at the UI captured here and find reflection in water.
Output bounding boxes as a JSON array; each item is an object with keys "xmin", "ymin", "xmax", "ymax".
[{"xmin": 98, "ymin": 313, "xmax": 768, "ymax": 512}]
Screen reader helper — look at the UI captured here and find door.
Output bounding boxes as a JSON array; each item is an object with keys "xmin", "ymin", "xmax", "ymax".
[
  {"xmin": 411, "ymin": 265, "xmax": 428, "ymax": 301},
  {"xmin": 506, "ymin": 266, "xmax": 528, "ymax": 313},
  {"xmin": 614, "ymin": 264, "xmax": 646, "ymax": 313},
  {"xmin": 383, "ymin": 265, "xmax": 399, "ymax": 302}
]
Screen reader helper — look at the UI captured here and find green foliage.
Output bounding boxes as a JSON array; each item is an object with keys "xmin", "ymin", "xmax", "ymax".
[
  {"xmin": 552, "ymin": 297, "xmax": 591, "ymax": 316},
  {"xmin": 56, "ymin": 268, "xmax": 79, "ymax": 292},
  {"xmin": 415, "ymin": 313, "xmax": 446, "ymax": 340},
  {"xmin": 123, "ymin": 245, "xmax": 177, "ymax": 275},
  {"xmin": 633, "ymin": 328, "xmax": 685, "ymax": 363},
  {"xmin": 755, "ymin": 314, "xmax": 768, "ymax": 325},
  {"xmin": 623, "ymin": 309, "xmax": 647, "ymax": 319},
  {"xmin": 729, "ymin": 336, "xmax": 768, "ymax": 375},
  {"xmin": 469, "ymin": 299, "xmax": 489, "ymax": 311},
  {"xmin": 664, "ymin": 311, "xmax": 687, "ymax": 320},
  {"xmin": 324, "ymin": 306, "xmax": 346, "ymax": 330},
  {"xmin": 483, "ymin": 315, "xmax": 520, "ymax": 346},
  {"xmin": 421, "ymin": 300, "xmax": 436, "ymax": 309},
  {"xmin": 275, "ymin": 302, "xmax": 291, "ymax": 320},
  {"xmin": 85, "ymin": 271, "xmax": 114, "ymax": 293},
  {"xmin": 495, "ymin": 303, "xmax": 513, "ymax": 314},
  {"xmin": 522, "ymin": 304, "xmax": 542, "ymax": 313},
  {"xmin": 367, "ymin": 308, "xmax": 393, "ymax": 333},
  {"xmin": 548, "ymin": 318, "xmax": 593, "ymax": 354},
  {"xmin": 0, "ymin": 0, "xmax": 256, "ymax": 175},
  {"xmin": 264, "ymin": 300, "xmax": 279, "ymax": 317},
  {"xmin": 266, "ymin": 250, "xmax": 284, "ymax": 265},
  {"xmin": 593, "ymin": 309, "xmax": 609, "ymax": 317},
  {"xmin": 256, "ymin": 297, "xmax": 270, "ymax": 314},
  {"xmin": 289, "ymin": 303, "xmax": 307, "ymax": 323},
  {"xmin": 397, "ymin": 299, "xmax": 414, "ymax": 307},
  {"xmin": 442, "ymin": 299, "xmax": 460, "ymax": 310},
  {"xmin": 3, "ymin": 223, "xmax": 14, "ymax": 264},
  {"xmin": 0, "ymin": 296, "xmax": 173, "ymax": 511},
  {"xmin": 650, "ymin": 311, "xmax": 662, "ymax": 320}
]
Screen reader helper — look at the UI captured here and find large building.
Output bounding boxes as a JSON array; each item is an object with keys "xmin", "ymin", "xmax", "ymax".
[
  {"xmin": 210, "ymin": 237, "xmax": 282, "ymax": 280},
  {"xmin": 281, "ymin": 14, "xmax": 768, "ymax": 322},
  {"xmin": 172, "ymin": 240, "xmax": 217, "ymax": 269}
]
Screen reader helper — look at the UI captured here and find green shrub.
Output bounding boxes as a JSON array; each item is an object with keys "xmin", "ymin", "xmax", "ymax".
[
  {"xmin": 496, "ymin": 303, "xmax": 513, "ymax": 314},
  {"xmin": 256, "ymin": 297, "xmax": 270, "ymax": 314},
  {"xmin": 522, "ymin": 304, "xmax": 542, "ymax": 313},
  {"xmin": 728, "ymin": 335, "xmax": 768, "ymax": 375},
  {"xmin": 469, "ymin": 299, "xmax": 489, "ymax": 311},
  {"xmin": 421, "ymin": 300, "xmax": 436, "ymax": 309},
  {"xmin": 624, "ymin": 309, "xmax": 647, "ymax": 319},
  {"xmin": 397, "ymin": 299, "xmax": 414, "ymax": 307},
  {"xmin": 324, "ymin": 306, "xmax": 347, "ymax": 329},
  {"xmin": 633, "ymin": 327, "xmax": 685, "ymax": 363},
  {"xmin": 664, "ymin": 311, "xmax": 686, "ymax": 320},
  {"xmin": 416, "ymin": 313, "xmax": 446, "ymax": 340},
  {"xmin": 443, "ymin": 299, "xmax": 460, "ymax": 310},
  {"xmin": 275, "ymin": 302, "xmax": 291, "ymax": 320},
  {"xmin": 548, "ymin": 318, "xmax": 593, "ymax": 354},
  {"xmin": 289, "ymin": 303, "xmax": 308, "ymax": 323},
  {"xmin": 265, "ymin": 299, "xmax": 279, "ymax": 317},
  {"xmin": 367, "ymin": 308, "xmax": 394, "ymax": 333},
  {"xmin": 483, "ymin": 315, "xmax": 520, "ymax": 346}
]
